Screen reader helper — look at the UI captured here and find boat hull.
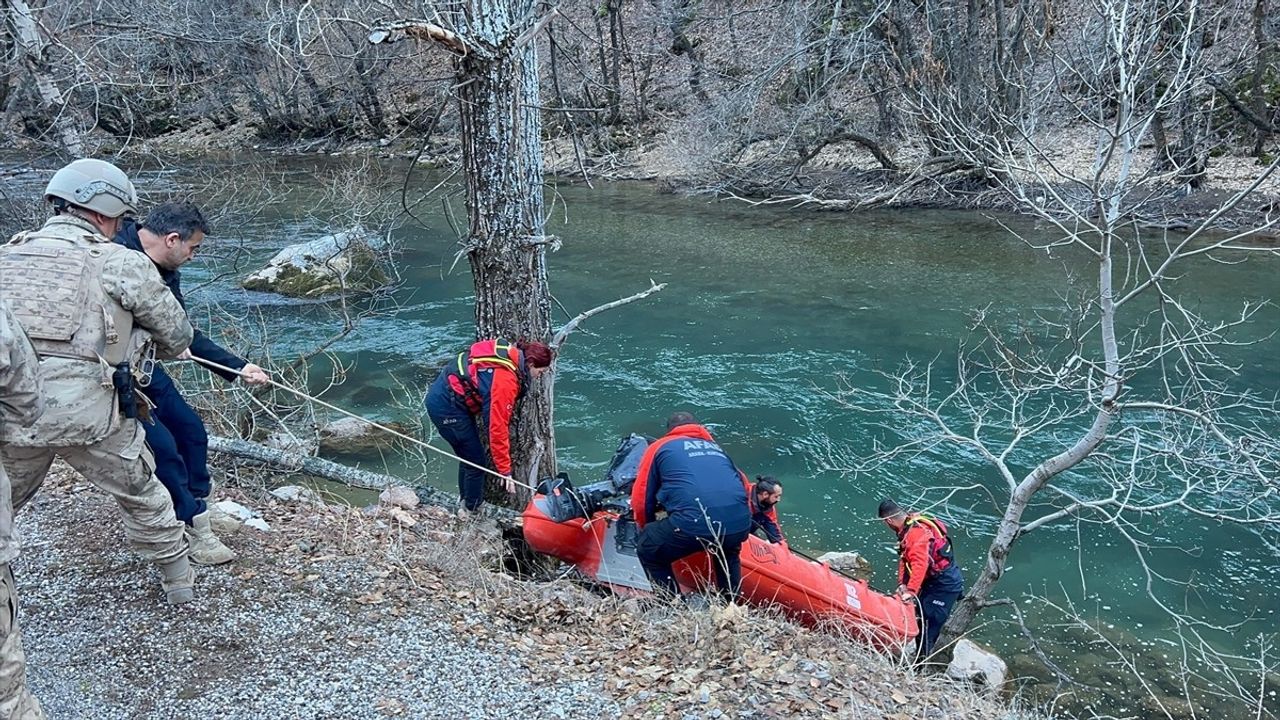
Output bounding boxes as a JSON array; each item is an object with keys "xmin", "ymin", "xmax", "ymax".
[{"xmin": 522, "ymin": 496, "xmax": 919, "ymax": 651}]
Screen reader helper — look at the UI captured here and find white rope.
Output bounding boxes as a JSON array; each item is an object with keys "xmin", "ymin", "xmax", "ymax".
[{"xmin": 184, "ymin": 355, "xmax": 537, "ymax": 492}]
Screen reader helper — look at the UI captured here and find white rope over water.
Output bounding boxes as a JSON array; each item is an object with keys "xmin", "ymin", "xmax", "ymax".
[{"xmin": 184, "ymin": 355, "xmax": 538, "ymax": 493}]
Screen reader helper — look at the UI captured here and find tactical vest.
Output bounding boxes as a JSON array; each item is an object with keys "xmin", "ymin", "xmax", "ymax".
[{"xmin": 0, "ymin": 217, "xmax": 134, "ymax": 368}]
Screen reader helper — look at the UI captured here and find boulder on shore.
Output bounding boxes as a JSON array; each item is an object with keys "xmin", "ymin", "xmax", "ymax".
[
  {"xmin": 271, "ymin": 485, "xmax": 322, "ymax": 504},
  {"xmin": 379, "ymin": 485, "xmax": 421, "ymax": 510},
  {"xmin": 318, "ymin": 417, "xmax": 411, "ymax": 453},
  {"xmin": 946, "ymin": 638, "xmax": 1008, "ymax": 694},
  {"xmin": 242, "ymin": 227, "xmax": 390, "ymax": 298}
]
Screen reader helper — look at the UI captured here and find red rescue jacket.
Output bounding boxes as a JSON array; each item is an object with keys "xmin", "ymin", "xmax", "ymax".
[
  {"xmin": 445, "ymin": 339, "xmax": 527, "ymax": 476},
  {"xmin": 896, "ymin": 513, "xmax": 954, "ymax": 594}
]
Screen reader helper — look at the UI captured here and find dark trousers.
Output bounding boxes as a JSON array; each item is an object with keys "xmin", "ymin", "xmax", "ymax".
[
  {"xmin": 140, "ymin": 376, "xmax": 211, "ymax": 525},
  {"xmin": 425, "ymin": 377, "xmax": 488, "ymax": 511},
  {"xmin": 636, "ymin": 517, "xmax": 749, "ymax": 600},
  {"xmin": 916, "ymin": 574, "xmax": 964, "ymax": 659}
]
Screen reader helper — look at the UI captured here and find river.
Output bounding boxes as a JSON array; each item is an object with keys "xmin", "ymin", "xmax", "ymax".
[{"xmin": 22, "ymin": 153, "xmax": 1277, "ymax": 718}]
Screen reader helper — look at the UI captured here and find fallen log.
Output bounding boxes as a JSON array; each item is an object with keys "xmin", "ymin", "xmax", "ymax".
[{"xmin": 207, "ymin": 435, "xmax": 517, "ymax": 522}]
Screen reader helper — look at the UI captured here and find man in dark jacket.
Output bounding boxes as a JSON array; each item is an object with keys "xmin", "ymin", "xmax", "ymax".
[
  {"xmin": 630, "ymin": 412, "xmax": 752, "ymax": 600},
  {"xmin": 116, "ymin": 202, "xmax": 270, "ymax": 565},
  {"xmin": 748, "ymin": 475, "xmax": 784, "ymax": 544}
]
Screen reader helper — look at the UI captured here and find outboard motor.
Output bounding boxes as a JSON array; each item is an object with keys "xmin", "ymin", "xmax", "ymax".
[
  {"xmin": 603, "ymin": 434, "xmax": 650, "ymax": 492},
  {"xmin": 536, "ymin": 473, "xmax": 591, "ymax": 523},
  {"xmin": 534, "ymin": 435, "xmax": 653, "ymax": 523}
]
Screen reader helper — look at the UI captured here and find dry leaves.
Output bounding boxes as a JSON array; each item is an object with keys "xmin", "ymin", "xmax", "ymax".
[{"xmin": 189, "ymin": 479, "xmax": 1014, "ymax": 720}]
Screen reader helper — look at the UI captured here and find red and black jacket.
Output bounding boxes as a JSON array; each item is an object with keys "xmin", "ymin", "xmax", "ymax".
[
  {"xmin": 630, "ymin": 424, "xmax": 752, "ymax": 538},
  {"xmin": 444, "ymin": 339, "xmax": 528, "ymax": 476},
  {"xmin": 897, "ymin": 513, "xmax": 956, "ymax": 594},
  {"xmin": 748, "ymin": 485, "xmax": 783, "ymax": 544}
]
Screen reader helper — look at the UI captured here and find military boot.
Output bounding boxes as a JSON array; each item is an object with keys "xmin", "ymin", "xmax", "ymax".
[
  {"xmin": 159, "ymin": 557, "xmax": 196, "ymax": 605},
  {"xmin": 186, "ymin": 511, "xmax": 236, "ymax": 565}
]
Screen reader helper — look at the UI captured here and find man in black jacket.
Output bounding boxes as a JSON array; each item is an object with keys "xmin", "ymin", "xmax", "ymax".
[
  {"xmin": 116, "ymin": 202, "xmax": 270, "ymax": 565},
  {"xmin": 748, "ymin": 476, "xmax": 784, "ymax": 544}
]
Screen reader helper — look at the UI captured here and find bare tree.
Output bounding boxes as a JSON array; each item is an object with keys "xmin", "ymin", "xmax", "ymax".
[
  {"xmin": 3, "ymin": 0, "xmax": 84, "ymax": 154},
  {"xmin": 830, "ymin": 0, "xmax": 1280, "ymax": 706},
  {"xmin": 372, "ymin": 4, "xmax": 557, "ymax": 505}
]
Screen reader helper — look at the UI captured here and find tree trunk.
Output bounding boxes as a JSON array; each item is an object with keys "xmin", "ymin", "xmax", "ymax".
[
  {"xmin": 4, "ymin": 0, "xmax": 83, "ymax": 155},
  {"xmin": 669, "ymin": 0, "xmax": 710, "ymax": 105},
  {"xmin": 456, "ymin": 1, "xmax": 555, "ymax": 506},
  {"xmin": 607, "ymin": 0, "xmax": 623, "ymax": 125},
  {"xmin": 1252, "ymin": 0, "xmax": 1270, "ymax": 158},
  {"xmin": 345, "ymin": 27, "xmax": 388, "ymax": 136},
  {"xmin": 206, "ymin": 435, "xmax": 517, "ymax": 522}
]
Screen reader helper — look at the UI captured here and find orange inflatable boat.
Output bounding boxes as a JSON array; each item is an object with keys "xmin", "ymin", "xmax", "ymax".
[{"xmin": 521, "ymin": 436, "xmax": 919, "ymax": 652}]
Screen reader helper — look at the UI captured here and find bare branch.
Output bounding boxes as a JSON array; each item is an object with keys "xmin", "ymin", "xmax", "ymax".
[{"xmin": 549, "ymin": 281, "xmax": 666, "ymax": 350}]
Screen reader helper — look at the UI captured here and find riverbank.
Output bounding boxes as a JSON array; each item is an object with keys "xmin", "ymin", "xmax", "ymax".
[
  {"xmin": 17, "ymin": 461, "xmax": 1029, "ymax": 719},
  {"xmin": 100, "ymin": 119, "xmax": 1280, "ymax": 238}
]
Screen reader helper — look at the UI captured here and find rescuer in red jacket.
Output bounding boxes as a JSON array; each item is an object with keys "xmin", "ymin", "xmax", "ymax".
[
  {"xmin": 879, "ymin": 498, "xmax": 965, "ymax": 660},
  {"xmin": 424, "ymin": 339, "xmax": 553, "ymax": 515}
]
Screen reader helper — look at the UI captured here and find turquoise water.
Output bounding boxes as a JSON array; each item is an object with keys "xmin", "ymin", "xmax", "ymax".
[{"xmin": 145, "ymin": 156, "xmax": 1279, "ymax": 717}]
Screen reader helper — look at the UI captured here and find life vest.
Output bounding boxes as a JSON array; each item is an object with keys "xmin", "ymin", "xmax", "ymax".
[
  {"xmin": 0, "ymin": 216, "xmax": 134, "ymax": 367},
  {"xmin": 901, "ymin": 513, "xmax": 955, "ymax": 576},
  {"xmin": 445, "ymin": 339, "xmax": 526, "ymax": 414}
]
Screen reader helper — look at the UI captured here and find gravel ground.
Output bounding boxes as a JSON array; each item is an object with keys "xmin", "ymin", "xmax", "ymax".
[
  {"xmin": 11, "ymin": 465, "xmax": 1022, "ymax": 720},
  {"xmin": 14, "ymin": 467, "xmax": 617, "ymax": 720}
]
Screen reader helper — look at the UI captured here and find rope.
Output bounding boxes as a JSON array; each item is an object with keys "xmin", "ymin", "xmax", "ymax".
[{"xmin": 183, "ymin": 355, "xmax": 538, "ymax": 493}]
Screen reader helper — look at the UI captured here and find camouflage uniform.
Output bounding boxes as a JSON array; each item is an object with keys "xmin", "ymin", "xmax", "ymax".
[
  {"xmin": 0, "ymin": 214, "xmax": 194, "ymax": 576},
  {"xmin": 0, "ymin": 301, "xmax": 46, "ymax": 719}
]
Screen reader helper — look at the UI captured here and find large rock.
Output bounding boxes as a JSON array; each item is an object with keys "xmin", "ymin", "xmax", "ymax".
[
  {"xmin": 816, "ymin": 551, "xmax": 872, "ymax": 579},
  {"xmin": 318, "ymin": 417, "xmax": 410, "ymax": 453},
  {"xmin": 242, "ymin": 227, "xmax": 389, "ymax": 298},
  {"xmin": 271, "ymin": 485, "xmax": 322, "ymax": 504},
  {"xmin": 213, "ymin": 500, "xmax": 256, "ymax": 522},
  {"xmin": 946, "ymin": 639, "xmax": 1008, "ymax": 694}
]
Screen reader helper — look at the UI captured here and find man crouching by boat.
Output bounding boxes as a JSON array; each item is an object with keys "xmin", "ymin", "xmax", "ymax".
[
  {"xmin": 748, "ymin": 475, "xmax": 784, "ymax": 544},
  {"xmin": 630, "ymin": 412, "xmax": 752, "ymax": 601}
]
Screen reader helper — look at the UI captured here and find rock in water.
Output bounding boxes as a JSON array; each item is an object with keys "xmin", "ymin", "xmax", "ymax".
[
  {"xmin": 241, "ymin": 227, "xmax": 389, "ymax": 298},
  {"xmin": 319, "ymin": 417, "xmax": 410, "ymax": 453},
  {"xmin": 946, "ymin": 638, "xmax": 1007, "ymax": 694},
  {"xmin": 816, "ymin": 551, "xmax": 872, "ymax": 578}
]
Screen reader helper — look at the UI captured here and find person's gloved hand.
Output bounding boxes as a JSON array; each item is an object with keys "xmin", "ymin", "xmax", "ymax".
[{"xmin": 896, "ymin": 584, "xmax": 917, "ymax": 602}]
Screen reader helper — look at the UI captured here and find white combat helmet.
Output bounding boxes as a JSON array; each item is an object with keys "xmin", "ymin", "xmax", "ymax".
[{"xmin": 44, "ymin": 158, "xmax": 139, "ymax": 218}]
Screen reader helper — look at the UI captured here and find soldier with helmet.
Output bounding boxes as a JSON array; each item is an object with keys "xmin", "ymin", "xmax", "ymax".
[
  {"xmin": 0, "ymin": 301, "xmax": 47, "ymax": 719},
  {"xmin": 0, "ymin": 158, "xmax": 198, "ymax": 605}
]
